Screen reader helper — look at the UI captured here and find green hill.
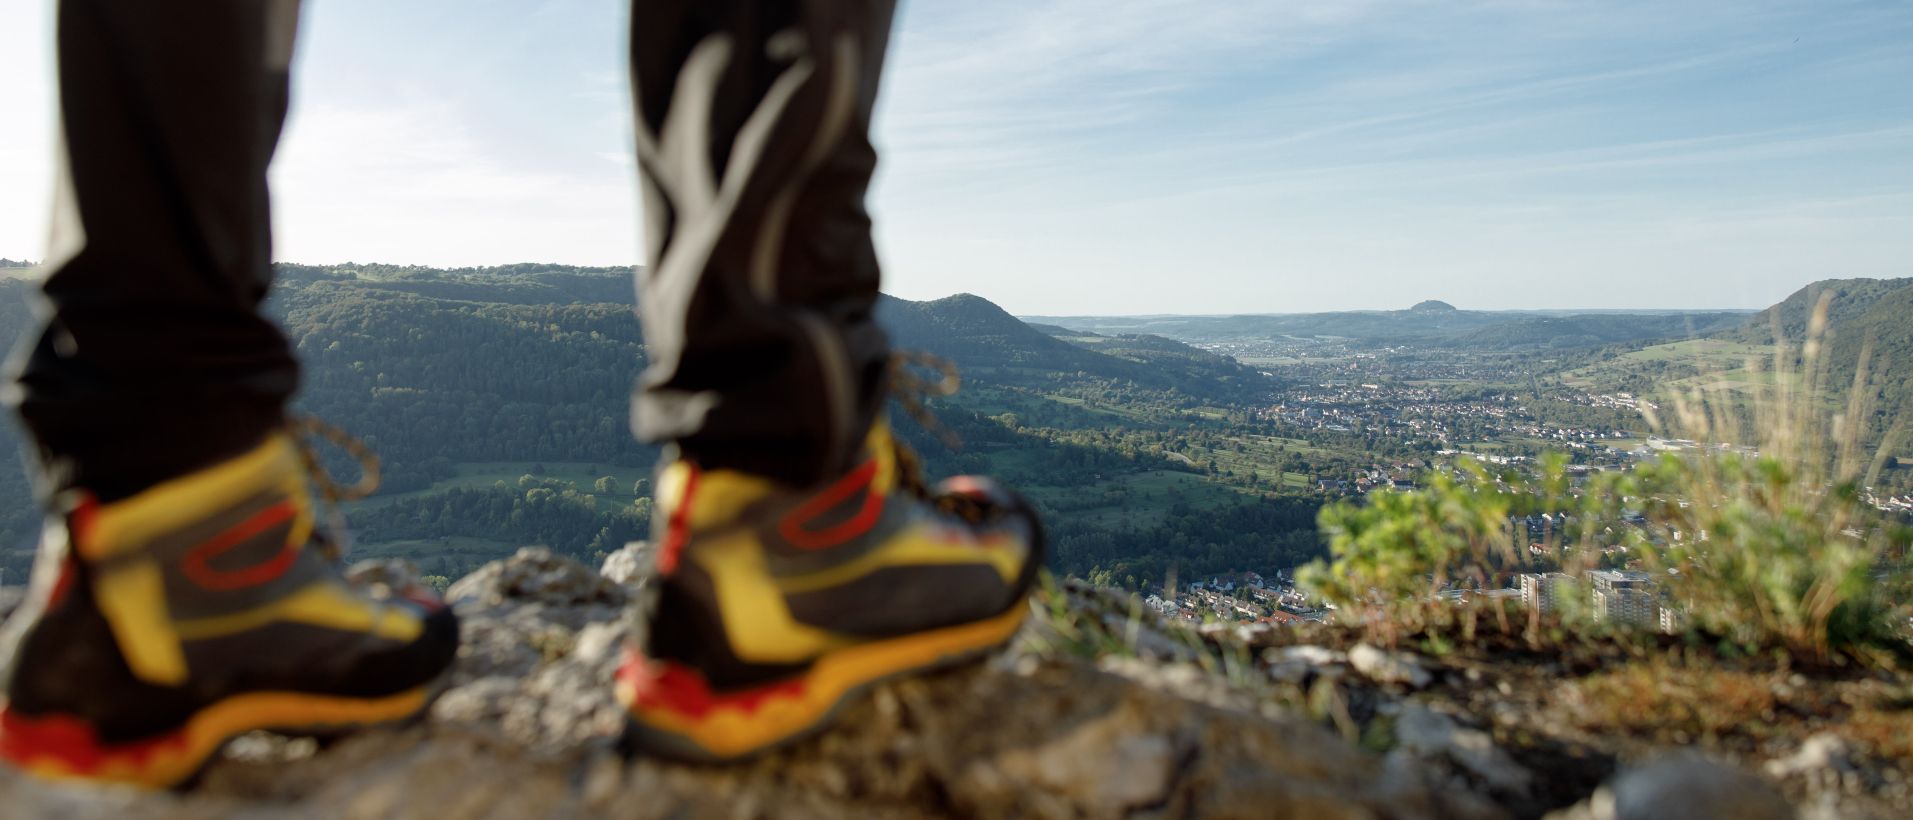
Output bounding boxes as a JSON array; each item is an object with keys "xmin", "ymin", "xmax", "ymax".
[
  {"xmin": 1567, "ymin": 277, "xmax": 1913, "ymax": 459},
  {"xmin": 1723, "ymin": 277, "xmax": 1913, "ymax": 446},
  {"xmin": 1736, "ymin": 277, "xmax": 1913, "ymax": 346},
  {"xmin": 1819, "ymin": 282, "xmax": 1913, "ymax": 438}
]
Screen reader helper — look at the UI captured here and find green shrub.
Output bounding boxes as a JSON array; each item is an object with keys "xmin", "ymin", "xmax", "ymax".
[
  {"xmin": 1297, "ymin": 458, "xmax": 1524, "ymax": 641},
  {"xmin": 1302, "ymin": 294, "xmax": 1912, "ymax": 661}
]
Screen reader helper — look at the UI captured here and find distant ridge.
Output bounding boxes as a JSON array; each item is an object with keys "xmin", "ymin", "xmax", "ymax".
[
  {"xmin": 877, "ymin": 293, "xmax": 1266, "ymax": 401},
  {"xmin": 1023, "ymin": 306, "xmax": 1750, "ymax": 350},
  {"xmin": 1026, "ymin": 322, "xmax": 1095, "ymax": 337}
]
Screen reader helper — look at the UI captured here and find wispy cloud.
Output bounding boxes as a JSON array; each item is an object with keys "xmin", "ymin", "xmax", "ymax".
[
  {"xmin": 868, "ymin": 0, "xmax": 1913, "ymax": 312},
  {"xmin": 1, "ymin": 0, "xmax": 1908, "ymax": 314}
]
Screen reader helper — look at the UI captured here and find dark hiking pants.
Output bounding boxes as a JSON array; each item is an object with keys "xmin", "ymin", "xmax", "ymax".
[{"xmin": 10, "ymin": 0, "xmax": 896, "ymax": 503}]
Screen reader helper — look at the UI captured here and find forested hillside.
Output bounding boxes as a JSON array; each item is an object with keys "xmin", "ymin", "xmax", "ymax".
[
  {"xmin": 1816, "ymin": 281, "xmax": 1913, "ymax": 441},
  {"xmin": 276, "ymin": 267, "xmax": 657, "ymax": 490},
  {"xmin": 0, "ymin": 264, "xmax": 1318, "ymax": 586},
  {"xmin": 1733, "ymin": 278, "xmax": 1913, "ymax": 431},
  {"xmin": 1735, "ymin": 277, "xmax": 1913, "ymax": 346}
]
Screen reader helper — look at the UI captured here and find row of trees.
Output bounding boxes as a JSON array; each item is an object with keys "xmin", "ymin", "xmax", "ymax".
[{"xmin": 351, "ymin": 476, "xmax": 649, "ymax": 570}]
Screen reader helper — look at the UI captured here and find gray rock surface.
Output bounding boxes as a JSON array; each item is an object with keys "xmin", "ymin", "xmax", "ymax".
[
  {"xmin": 342, "ymin": 557, "xmax": 424, "ymax": 594},
  {"xmin": 1766, "ymin": 733, "xmax": 1858, "ymax": 785},
  {"xmin": 0, "ymin": 549, "xmax": 1508, "ymax": 819},
  {"xmin": 1351, "ymin": 644, "xmax": 1433, "ymax": 690},
  {"xmin": 1391, "ymin": 703, "xmax": 1532, "ymax": 797},
  {"xmin": 597, "ymin": 540, "xmax": 652, "ymax": 589},
  {"xmin": 1265, "ymin": 645, "xmax": 1347, "ymax": 684},
  {"xmin": 1545, "ymin": 756, "xmax": 1794, "ymax": 820}
]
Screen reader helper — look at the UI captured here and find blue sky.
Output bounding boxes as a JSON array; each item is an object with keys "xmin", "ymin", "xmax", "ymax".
[{"xmin": 2, "ymin": 0, "xmax": 1909, "ymax": 314}]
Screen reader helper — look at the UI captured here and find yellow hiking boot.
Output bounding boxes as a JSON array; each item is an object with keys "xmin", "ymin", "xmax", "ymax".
[
  {"xmin": 617, "ymin": 422, "xmax": 1044, "ymax": 761},
  {"xmin": 0, "ymin": 432, "xmax": 459, "ymax": 788}
]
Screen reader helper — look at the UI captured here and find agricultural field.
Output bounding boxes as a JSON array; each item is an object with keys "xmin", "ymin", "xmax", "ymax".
[{"xmin": 1561, "ymin": 338, "xmax": 1771, "ymax": 392}]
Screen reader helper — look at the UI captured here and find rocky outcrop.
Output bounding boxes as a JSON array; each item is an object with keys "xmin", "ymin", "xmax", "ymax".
[
  {"xmin": 0, "ymin": 548, "xmax": 1500, "ymax": 819},
  {"xmin": 0, "ymin": 549, "xmax": 1873, "ymax": 819}
]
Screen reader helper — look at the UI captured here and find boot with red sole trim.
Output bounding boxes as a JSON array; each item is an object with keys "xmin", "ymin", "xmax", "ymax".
[
  {"xmin": 0, "ymin": 432, "xmax": 459, "ymax": 788},
  {"xmin": 617, "ymin": 422, "xmax": 1044, "ymax": 762}
]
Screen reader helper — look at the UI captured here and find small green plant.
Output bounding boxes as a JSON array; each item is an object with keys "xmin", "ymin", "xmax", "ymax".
[{"xmin": 1296, "ymin": 458, "xmax": 1528, "ymax": 644}]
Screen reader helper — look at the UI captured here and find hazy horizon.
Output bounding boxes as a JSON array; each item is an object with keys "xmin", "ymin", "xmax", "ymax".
[
  {"xmin": 3, "ymin": 1, "xmax": 1910, "ymax": 315},
  {"xmin": 0, "ymin": 257, "xmax": 1842, "ymax": 317},
  {"xmin": 1019, "ymin": 306, "xmax": 1764, "ymax": 319}
]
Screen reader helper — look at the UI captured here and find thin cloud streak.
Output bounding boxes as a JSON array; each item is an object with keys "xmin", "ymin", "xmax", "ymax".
[{"xmin": 0, "ymin": 0, "xmax": 1907, "ymax": 315}]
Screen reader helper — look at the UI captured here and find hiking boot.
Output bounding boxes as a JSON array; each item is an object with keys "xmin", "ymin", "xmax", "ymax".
[
  {"xmin": 0, "ymin": 432, "xmax": 459, "ymax": 788},
  {"xmin": 617, "ymin": 422, "xmax": 1044, "ymax": 762}
]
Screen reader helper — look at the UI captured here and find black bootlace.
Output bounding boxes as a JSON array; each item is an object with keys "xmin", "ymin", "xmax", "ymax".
[{"xmin": 887, "ymin": 351, "xmax": 992, "ymax": 524}]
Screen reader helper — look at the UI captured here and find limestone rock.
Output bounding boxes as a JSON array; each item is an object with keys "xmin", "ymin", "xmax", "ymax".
[
  {"xmin": 597, "ymin": 541, "xmax": 654, "ymax": 588},
  {"xmin": 1093, "ymin": 612, "xmax": 1200, "ymax": 663},
  {"xmin": 344, "ymin": 557, "xmax": 423, "ymax": 597},
  {"xmin": 1545, "ymin": 756, "xmax": 1793, "ymax": 820},
  {"xmin": 1266, "ymin": 645, "xmax": 1347, "ymax": 683},
  {"xmin": 986, "ymin": 702, "xmax": 1182, "ymax": 816},
  {"xmin": 432, "ymin": 548, "xmax": 633, "ymax": 751},
  {"xmin": 1392, "ymin": 703, "xmax": 1532, "ymax": 797},
  {"xmin": 1351, "ymin": 643, "xmax": 1433, "ymax": 689},
  {"xmin": 1275, "ymin": 645, "xmax": 1346, "ymax": 666},
  {"xmin": 1766, "ymin": 733, "xmax": 1857, "ymax": 784},
  {"xmin": 446, "ymin": 546, "xmax": 625, "ymax": 610}
]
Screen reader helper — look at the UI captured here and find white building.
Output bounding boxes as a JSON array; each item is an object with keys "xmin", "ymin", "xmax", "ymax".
[
  {"xmin": 1590, "ymin": 570, "xmax": 1659, "ymax": 627},
  {"xmin": 1518, "ymin": 573, "xmax": 1572, "ymax": 614}
]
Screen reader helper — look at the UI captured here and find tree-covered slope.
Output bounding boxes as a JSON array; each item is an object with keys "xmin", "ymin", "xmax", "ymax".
[
  {"xmin": 276, "ymin": 273, "xmax": 659, "ymax": 491},
  {"xmin": 1820, "ymin": 281, "xmax": 1913, "ymax": 439},
  {"xmin": 0, "ymin": 265, "xmax": 1298, "ymax": 584},
  {"xmin": 1716, "ymin": 277, "xmax": 1913, "ymax": 445},
  {"xmin": 1735, "ymin": 277, "xmax": 1913, "ymax": 346}
]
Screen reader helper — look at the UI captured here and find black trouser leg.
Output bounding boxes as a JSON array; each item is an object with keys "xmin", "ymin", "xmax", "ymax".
[
  {"xmin": 8, "ymin": 0, "xmax": 302, "ymax": 503},
  {"xmin": 629, "ymin": 0, "xmax": 896, "ymax": 487}
]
